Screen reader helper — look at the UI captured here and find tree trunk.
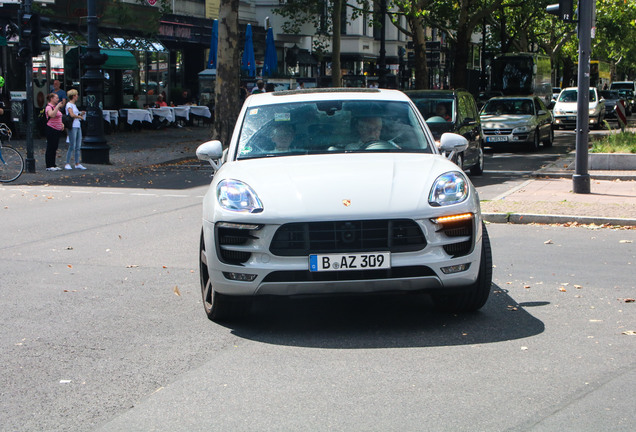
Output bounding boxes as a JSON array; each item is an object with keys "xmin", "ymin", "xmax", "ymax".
[
  {"xmin": 411, "ymin": 16, "xmax": 428, "ymax": 89},
  {"xmin": 452, "ymin": 20, "xmax": 470, "ymax": 89},
  {"xmin": 213, "ymin": 0, "xmax": 240, "ymax": 146},
  {"xmin": 331, "ymin": 0, "xmax": 342, "ymax": 87}
]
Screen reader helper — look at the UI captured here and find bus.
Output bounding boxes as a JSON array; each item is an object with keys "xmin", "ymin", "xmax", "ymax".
[
  {"xmin": 590, "ymin": 60, "xmax": 611, "ymax": 89},
  {"xmin": 490, "ymin": 53, "xmax": 552, "ymax": 103}
]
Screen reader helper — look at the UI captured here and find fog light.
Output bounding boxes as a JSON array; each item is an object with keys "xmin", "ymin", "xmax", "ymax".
[
  {"xmin": 223, "ymin": 272, "xmax": 257, "ymax": 281},
  {"xmin": 440, "ymin": 263, "xmax": 470, "ymax": 274}
]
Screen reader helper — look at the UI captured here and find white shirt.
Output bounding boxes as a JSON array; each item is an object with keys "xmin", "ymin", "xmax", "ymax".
[{"xmin": 66, "ymin": 102, "xmax": 82, "ymax": 128}]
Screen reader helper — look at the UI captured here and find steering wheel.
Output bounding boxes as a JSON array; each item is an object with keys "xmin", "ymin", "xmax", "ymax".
[{"xmin": 362, "ymin": 140, "xmax": 400, "ymax": 150}]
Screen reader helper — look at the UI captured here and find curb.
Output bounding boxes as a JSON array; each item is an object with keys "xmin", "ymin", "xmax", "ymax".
[{"xmin": 482, "ymin": 212, "xmax": 636, "ymax": 227}]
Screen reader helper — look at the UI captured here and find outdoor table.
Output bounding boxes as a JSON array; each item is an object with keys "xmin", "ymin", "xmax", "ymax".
[
  {"xmin": 121, "ymin": 108, "xmax": 153, "ymax": 125},
  {"xmin": 187, "ymin": 105, "xmax": 212, "ymax": 118},
  {"xmin": 102, "ymin": 110, "xmax": 119, "ymax": 126},
  {"xmin": 149, "ymin": 107, "xmax": 175, "ymax": 123},
  {"xmin": 173, "ymin": 106, "xmax": 190, "ymax": 120}
]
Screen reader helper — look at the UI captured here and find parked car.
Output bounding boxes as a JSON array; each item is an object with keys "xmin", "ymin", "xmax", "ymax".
[
  {"xmin": 405, "ymin": 89, "xmax": 484, "ymax": 175},
  {"xmin": 599, "ymin": 90, "xmax": 625, "ymax": 120},
  {"xmin": 479, "ymin": 96, "xmax": 553, "ymax": 151},
  {"xmin": 617, "ymin": 89, "xmax": 634, "ymax": 116},
  {"xmin": 552, "ymin": 87, "xmax": 606, "ymax": 129},
  {"xmin": 610, "ymin": 81, "xmax": 636, "ymax": 93},
  {"xmin": 196, "ymin": 88, "xmax": 492, "ymax": 321}
]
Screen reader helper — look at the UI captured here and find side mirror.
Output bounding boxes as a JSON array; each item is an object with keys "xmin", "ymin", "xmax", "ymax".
[
  {"xmin": 439, "ymin": 132, "xmax": 468, "ymax": 156},
  {"xmin": 196, "ymin": 140, "xmax": 224, "ymax": 171}
]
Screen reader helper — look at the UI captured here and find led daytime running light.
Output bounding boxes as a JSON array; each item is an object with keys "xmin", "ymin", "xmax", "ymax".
[{"xmin": 433, "ymin": 213, "xmax": 474, "ymax": 224}]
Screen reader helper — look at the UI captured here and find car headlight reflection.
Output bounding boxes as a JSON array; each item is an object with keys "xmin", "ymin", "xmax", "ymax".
[
  {"xmin": 217, "ymin": 179, "xmax": 264, "ymax": 213},
  {"xmin": 429, "ymin": 171, "xmax": 468, "ymax": 206}
]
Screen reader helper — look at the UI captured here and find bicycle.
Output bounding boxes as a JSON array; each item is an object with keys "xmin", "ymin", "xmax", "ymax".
[{"xmin": 0, "ymin": 123, "xmax": 24, "ymax": 183}]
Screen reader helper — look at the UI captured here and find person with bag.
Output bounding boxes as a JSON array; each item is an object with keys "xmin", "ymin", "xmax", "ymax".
[
  {"xmin": 64, "ymin": 89, "xmax": 86, "ymax": 170},
  {"xmin": 44, "ymin": 93, "xmax": 66, "ymax": 171}
]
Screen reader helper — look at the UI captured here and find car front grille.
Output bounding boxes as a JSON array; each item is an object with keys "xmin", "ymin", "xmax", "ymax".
[
  {"xmin": 270, "ymin": 219, "xmax": 426, "ymax": 256},
  {"xmin": 483, "ymin": 129, "xmax": 513, "ymax": 135}
]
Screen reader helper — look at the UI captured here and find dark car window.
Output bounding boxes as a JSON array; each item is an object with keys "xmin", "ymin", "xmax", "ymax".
[
  {"xmin": 534, "ymin": 98, "xmax": 543, "ymax": 112},
  {"xmin": 458, "ymin": 95, "xmax": 470, "ymax": 122}
]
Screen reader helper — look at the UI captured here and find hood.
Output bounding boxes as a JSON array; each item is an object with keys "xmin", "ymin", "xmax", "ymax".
[
  {"xmin": 211, "ymin": 153, "xmax": 462, "ymax": 222},
  {"xmin": 480, "ymin": 114, "xmax": 532, "ymax": 129}
]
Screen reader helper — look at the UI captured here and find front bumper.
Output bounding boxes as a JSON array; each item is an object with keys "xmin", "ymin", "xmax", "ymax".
[{"xmin": 202, "ymin": 215, "xmax": 483, "ymax": 297}]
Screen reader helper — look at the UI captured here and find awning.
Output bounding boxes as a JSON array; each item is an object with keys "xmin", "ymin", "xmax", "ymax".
[
  {"xmin": 65, "ymin": 47, "xmax": 139, "ymax": 70},
  {"xmin": 101, "ymin": 49, "xmax": 138, "ymax": 69}
]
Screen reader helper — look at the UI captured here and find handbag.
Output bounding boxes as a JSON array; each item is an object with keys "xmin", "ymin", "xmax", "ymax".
[{"xmin": 62, "ymin": 113, "xmax": 74, "ymax": 129}]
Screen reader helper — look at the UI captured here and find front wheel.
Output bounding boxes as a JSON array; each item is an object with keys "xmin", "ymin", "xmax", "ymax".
[
  {"xmin": 432, "ymin": 223, "xmax": 492, "ymax": 313},
  {"xmin": 0, "ymin": 145, "xmax": 24, "ymax": 183},
  {"xmin": 199, "ymin": 230, "xmax": 251, "ymax": 322},
  {"xmin": 543, "ymin": 128, "xmax": 554, "ymax": 148},
  {"xmin": 528, "ymin": 129, "xmax": 540, "ymax": 152},
  {"xmin": 470, "ymin": 145, "xmax": 484, "ymax": 176}
]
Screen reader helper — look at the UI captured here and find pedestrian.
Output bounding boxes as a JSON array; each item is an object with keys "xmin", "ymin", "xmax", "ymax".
[
  {"xmin": 44, "ymin": 93, "xmax": 66, "ymax": 171},
  {"xmin": 52, "ymin": 79, "xmax": 67, "ymax": 103},
  {"xmin": 64, "ymin": 89, "xmax": 86, "ymax": 170},
  {"xmin": 251, "ymin": 80, "xmax": 265, "ymax": 94}
]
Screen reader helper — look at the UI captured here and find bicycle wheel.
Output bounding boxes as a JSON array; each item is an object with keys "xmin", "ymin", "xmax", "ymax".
[{"xmin": 0, "ymin": 145, "xmax": 24, "ymax": 183}]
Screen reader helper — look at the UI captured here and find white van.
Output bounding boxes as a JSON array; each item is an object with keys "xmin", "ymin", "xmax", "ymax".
[
  {"xmin": 610, "ymin": 81, "xmax": 636, "ymax": 93},
  {"xmin": 552, "ymin": 87, "xmax": 606, "ymax": 129}
]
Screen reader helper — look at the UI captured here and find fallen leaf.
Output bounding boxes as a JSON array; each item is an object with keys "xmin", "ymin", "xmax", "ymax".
[
  {"xmin": 619, "ymin": 240, "xmax": 633, "ymax": 244},
  {"xmin": 173, "ymin": 286, "xmax": 181, "ymax": 296},
  {"xmin": 559, "ymin": 287, "xmax": 567, "ymax": 292},
  {"xmin": 575, "ymin": 285, "xmax": 583, "ymax": 289},
  {"xmin": 623, "ymin": 298, "xmax": 635, "ymax": 303},
  {"xmin": 126, "ymin": 264, "xmax": 139, "ymax": 268},
  {"xmin": 524, "ymin": 285, "xmax": 531, "ymax": 289},
  {"xmin": 521, "ymin": 346, "xmax": 529, "ymax": 351},
  {"xmin": 163, "ymin": 265, "xmax": 167, "ymax": 269},
  {"xmin": 544, "ymin": 239, "xmax": 553, "ymax": 244},
  {"xmin": 622, "ymin": 331, "xmax": 636, "ymax": 335},
  {"xmin": 67, "ymin": 264, "xmax": 72, "ymax": 269}
]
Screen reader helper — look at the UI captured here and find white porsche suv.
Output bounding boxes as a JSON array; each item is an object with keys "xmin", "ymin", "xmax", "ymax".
[{"xmin": 196, "ymin": 89, "xmax": 492, "ymax": 321}]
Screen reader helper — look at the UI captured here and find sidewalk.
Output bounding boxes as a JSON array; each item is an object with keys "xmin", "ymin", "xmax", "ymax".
[
  {"xmin": 5, "ymin": 125, "xmax": 636, "ymax": 226},
  {"xmin": 481, "ymin": 152, "xmax": 636, "ymax": 227}
]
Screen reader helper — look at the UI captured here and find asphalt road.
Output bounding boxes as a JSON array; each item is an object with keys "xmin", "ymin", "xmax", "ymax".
[{"xmin": 1, "ymin": 175, "xmax": 635, "ymax": 431}]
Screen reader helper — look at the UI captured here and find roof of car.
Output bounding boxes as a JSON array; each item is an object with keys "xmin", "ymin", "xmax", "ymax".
[{"xmin": 245, "ymin": 88, "xmax": 412, "ymax": 106}]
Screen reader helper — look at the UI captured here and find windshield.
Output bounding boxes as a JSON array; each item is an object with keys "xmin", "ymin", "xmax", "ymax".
[
  {"xmin": 236, "ymin": 100, "xmax": 433, "ymax": 160},
  {"xmin": 410, "ymin": 98, "xmax": 455, "ymax": 122},
  {"xmin": 481, "ymin": 99, "xmax": 535, "ymax": 115},
  {"xmin": 558, "ymin": 89, "xmax": 597, "ymax": 103}
]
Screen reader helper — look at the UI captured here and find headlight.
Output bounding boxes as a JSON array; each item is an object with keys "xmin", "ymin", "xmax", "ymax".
[
  {"xmin": 429, "ymin": 171, "xmax": 469, "ymax": 206},
  {"xmin": 513, "ymin": 126, "xmax": 530, "ymax": 133},
  {"xmin": 216, "ymin": 179, "xmax": 264, "ymax": 213},
  {"xmin": 589, "ymin": 107, "xmax": 599, "ymax": 115}
]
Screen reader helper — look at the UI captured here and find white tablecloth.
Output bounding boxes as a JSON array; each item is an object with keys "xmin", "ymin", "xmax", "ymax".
[
  {"xmin": 187, "ymin": 105, "xmax": 212, "ymax": 118},
  {"xmin": 149, "ymin": 107, "xmax": 175, "ymax": 123},
  {"xmin": 121, "ymin": 109, "xmax": 153, "ymax": 125},
  {"xmin": 172, "ymin": 106, "xmax": 190, "ymax": 120},
  {"xmin": 102, "ymin": 110, "xmax": 119, "ymax": 126}
]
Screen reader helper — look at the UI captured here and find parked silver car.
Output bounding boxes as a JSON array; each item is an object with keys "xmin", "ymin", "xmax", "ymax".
[{"xmin": 480, "ymin": 96, "xmax": 553, "ymax": 151}]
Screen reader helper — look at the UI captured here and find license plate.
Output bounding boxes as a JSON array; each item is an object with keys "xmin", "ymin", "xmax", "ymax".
[
  {"xmin": 309, "ymin": 252, "xmax": 391, "ymax": 272},
  {"xmin": 486, "ymin": 136, "xmax": 508, "ymax": 143}
]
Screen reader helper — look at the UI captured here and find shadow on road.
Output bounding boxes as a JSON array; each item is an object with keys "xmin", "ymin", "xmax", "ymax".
[{"xmin": 225, "ymin": 284, "xmax": 545, "ymax": 349}]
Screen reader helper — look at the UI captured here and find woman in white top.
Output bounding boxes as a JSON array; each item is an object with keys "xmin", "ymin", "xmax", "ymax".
[{"xmin": 64, "ymin": 89, "xmax": 86, "ymax": 170}]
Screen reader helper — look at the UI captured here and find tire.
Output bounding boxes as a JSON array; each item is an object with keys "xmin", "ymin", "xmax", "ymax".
[
  {"xmin": 528, "ymin": 129, "xmax": 540, "ymax": 152},
  {"xmin": 199, "ymin": 230, "xmax": 251, "ymax": 322},
  {"xmin": 470, "ymin": 145, "xmax": 484, "ymax": 176},
  {"xmin": 543, "ymin": 128, "xmax": 554, "ymax": 148},
  {"xmin": 0, "ymin": 145, "xmax": 24, "ymax": 183},
  {"xmin": 432, "ymin": 223, "xmax": 493, "ymax": 313},
  {"xmin": 455, "ymin": 152, "xmax": 464, "ymax": 171}
]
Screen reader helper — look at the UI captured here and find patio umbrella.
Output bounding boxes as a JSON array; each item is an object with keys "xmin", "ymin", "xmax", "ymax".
[
  {"xmin": 263, "ymin": 27, "xmax": 277, "ymax": 77},
  {"xmin": 207, "ymin": 19, "xmax": 218, "ymax": 69},
  {"xmin": 241, "ymin": 24, "xmax": 256, "ymax": 77}
]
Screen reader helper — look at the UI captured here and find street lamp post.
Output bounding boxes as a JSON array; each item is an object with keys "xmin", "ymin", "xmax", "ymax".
[
  {"xmin": 377, "ymin": 0, "xmax": 387, "ymax": 88},
  {"xmin": 80, "ymin": 0, "xmax": 109, "ymax": 164},
  {"xmin": 573, "ymin": 0, "xmax": 593, "ymax": 194}
]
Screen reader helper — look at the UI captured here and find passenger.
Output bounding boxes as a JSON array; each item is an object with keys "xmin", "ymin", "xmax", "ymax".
[{"xmin": 270, "ymin": 122, "xmax": 295, "ymax": 152}]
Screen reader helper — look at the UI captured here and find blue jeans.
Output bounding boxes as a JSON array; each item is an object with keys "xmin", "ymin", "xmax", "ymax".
[{"xmin": 66, "ymin": 127, "xmax": 82, "ymax": 165}]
